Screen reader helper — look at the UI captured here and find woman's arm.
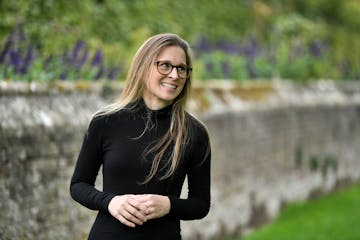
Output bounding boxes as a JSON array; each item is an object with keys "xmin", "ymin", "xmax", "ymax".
[
  {"xmin": 70, "ymin": 116, "xmax": 148, "ymax": 227},
  {"xmin": 69, "ymin": 117, "xmax": 115, "ymax": 212},
  {"xmin": 168, "ymin": 121, "xmax": 211, "ymax": 220},
  {"xmin": 168, "ymin": 148, "xmax": 211, "ymax": 220}
]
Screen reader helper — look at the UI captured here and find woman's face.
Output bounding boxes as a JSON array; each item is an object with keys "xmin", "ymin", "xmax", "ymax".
[{"xmin": 143, "ymin": 46, "xmax": 188, "ymax": 110}]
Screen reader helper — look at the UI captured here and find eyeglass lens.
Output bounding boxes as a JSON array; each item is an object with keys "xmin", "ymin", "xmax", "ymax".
[{"xmin": 156, "ymin": 61, "xmax": 191, "ymax": 78}]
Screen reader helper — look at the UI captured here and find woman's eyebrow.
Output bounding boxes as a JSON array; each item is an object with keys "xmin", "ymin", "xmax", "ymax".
[{"xmin": 159, "ymin": 60, "xmax": 187, "ymax": 67}]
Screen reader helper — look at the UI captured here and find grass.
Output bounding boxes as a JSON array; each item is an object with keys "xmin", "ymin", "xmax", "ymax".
[{"xmin": 231, "ymin": 181, "xmax": 360, "ymax": 240}]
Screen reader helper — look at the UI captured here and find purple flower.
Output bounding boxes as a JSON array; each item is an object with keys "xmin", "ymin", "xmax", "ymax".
[
  {"xmin": 92, "ymin": 49, "xmax": 103, "ymax": 66},
  {"xmin": 194, "ymin": 36, "xmax": 212, "ymax": 56},
  {"xmin": 1, "ymin": 27, "xmax": 125, "ymax": 81},
  {"xmin": 71, "ymin": 40, "xmax": 86, "ymax": 63},
  {"xmin": 198, "ymin": 36, "xmax": 211, "ymax": 53},
  {"xmin": 107, "ymin": 65, "xmax": 122, "ymax": 80},
  {"xmin": 9, "ymin": 50, "xmax": 23, "ymax": 73},
  {"xmin": 243, "ymin": 37, "xmax": 259, "ymax": 59},
  {"xmin": 20, "ymin": 45, "xmax": 35, "ymax": 74},
  {"xmin": 309, "ymin": 40, "xmax": 329, "ymax": 58},
  {"xmin": 216, "ymin": 40, "xmax": 240, "ymax": 55},
  {"xmin": 17, "ymin": 25, "xmax": 26, "ymax": 42}
]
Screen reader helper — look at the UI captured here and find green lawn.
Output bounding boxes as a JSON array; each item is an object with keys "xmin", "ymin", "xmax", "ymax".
[{"xmin": 232, "ymin": 181, "xmax": 360, "ymax": 240}]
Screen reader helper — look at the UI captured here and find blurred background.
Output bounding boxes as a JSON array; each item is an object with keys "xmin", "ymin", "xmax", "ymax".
[
  {"xmin": 1, "ymin": 1, "xmax": 360, "ymax": 240},
  {"xmin": 1, "ymin": 0, "xmax": 359, "ymax": 82}
]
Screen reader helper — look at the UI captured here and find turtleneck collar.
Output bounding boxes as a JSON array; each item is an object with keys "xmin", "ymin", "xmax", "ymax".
[{"xmin": 136, "ymin": 98, "xmax": 173, "ymax": 119}]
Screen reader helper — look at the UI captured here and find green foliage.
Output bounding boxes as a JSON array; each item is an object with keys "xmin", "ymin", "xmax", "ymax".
[
  {"xmin": 0, "ymin": 0, "xmax": 359, "ymax": 81},
  {"xmin": 309, "ymin": 155, "xmax": 320, "ymax": 171},
  {"xmin": 231, "ymin": 181, "xmax": 360, "ymax": 240},
  {"xmin": 253, "ymin": 55, "xmax": 274, "ymax": 79},
  {"xmin": 196, "ymin": 52, "xmax": 248, "ymax": 80},
  {"xmin": 322, "ymin": 155, "xmax": 338, "ymax": 177}
]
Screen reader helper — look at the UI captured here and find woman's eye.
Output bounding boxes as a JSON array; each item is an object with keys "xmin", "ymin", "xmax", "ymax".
[
  {"xmin": 177, "ymin": 66, "xmax": 186, "ymax": 73},
  {"xmin": 160, "ymin": 62, "xmax": 171, "ymax": 70}
]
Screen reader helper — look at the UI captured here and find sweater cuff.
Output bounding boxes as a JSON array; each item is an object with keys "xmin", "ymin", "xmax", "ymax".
[
  {"xmin": 101, "ymin": 193, "xmax": 117, "ymax": 213},
  {"xmin": 168, "ymin": 196, "xmax": 181, "ymax": 217},
  {"xmin": 167, "ymin": 195, "xmax": 179, "ymax": 217}
]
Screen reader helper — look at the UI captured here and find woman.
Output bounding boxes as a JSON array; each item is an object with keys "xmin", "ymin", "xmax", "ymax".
[{"xmin": 70, "ymin": 33, "xmax": 211, "ymax": 239}]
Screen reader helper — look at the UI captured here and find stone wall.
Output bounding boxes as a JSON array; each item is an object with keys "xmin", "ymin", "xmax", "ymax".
[
  {"xmin": 0, "ymin": 84, "xmax": 107, "ymax": 240},
  {"xmin": 181, "ymin": 81, "xmax": 360, "ymax": 238},
  {"xmin": 1, "ymin": 80, "xmax": 360, "ymax": 239}
]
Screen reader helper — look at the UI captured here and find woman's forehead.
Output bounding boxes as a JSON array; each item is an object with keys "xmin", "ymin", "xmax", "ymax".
[{"xmin": 156, "ymin": 46, "xmax": 187, "ymax": 64}]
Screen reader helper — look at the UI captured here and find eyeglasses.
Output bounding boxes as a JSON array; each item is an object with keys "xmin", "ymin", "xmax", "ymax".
[{"xmin": 154, "ymin": 60, "xmax": 192, "ymax": 79}]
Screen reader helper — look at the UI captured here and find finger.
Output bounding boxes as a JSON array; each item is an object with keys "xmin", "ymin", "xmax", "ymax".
[
  {"xmin": 128, "ymin": 197, "xmax": 147, "ymax": 210},
  {"xmin": 114, "ymin": 213, "xmax": 136, "ymax": 228},
  {"xmin": 145, "ymin": 211, "xmax": 158, "ymax": 220},
  {"xmin": 122, "ymin": 210, "xmax": 144, "ymax": 226},
  {"xmin": 124, "ymin": 205, "xmax": 146, "ymax": 224},
  {"xmin": 128, "ymin": 198, "xmax": 148, "ymax": 216},
  {"xmin": 136, "ymin": 204, "xmax": 148, "ymax": 216}
]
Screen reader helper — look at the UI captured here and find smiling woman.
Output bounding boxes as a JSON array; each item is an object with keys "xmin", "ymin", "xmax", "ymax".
[
  {"xmin": 70, "ymin": 33, "xmax": 211, "ymax": 240},
  {"xmin": 143, "ymin": 45, "xmax": 188, "ymax": 110}
]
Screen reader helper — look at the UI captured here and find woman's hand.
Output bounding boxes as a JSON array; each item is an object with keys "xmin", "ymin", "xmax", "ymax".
[
  {"xmin": 134, "ymin": 194, "xmax": 171, "ymax": 220},
  {"xmin": 108, "ymin": 195, "xmax": 148, "ymax": 228}
]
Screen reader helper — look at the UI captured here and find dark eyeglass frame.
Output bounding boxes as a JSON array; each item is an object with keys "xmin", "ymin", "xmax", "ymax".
[{"xmin": 154, "ymin": 60, "xmax": 192, "ymax": 79}]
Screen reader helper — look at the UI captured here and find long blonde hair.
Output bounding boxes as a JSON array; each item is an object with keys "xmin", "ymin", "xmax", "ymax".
[{"xmin": 97, "ymin": 33, "xmax": 193, "ymax": 183}]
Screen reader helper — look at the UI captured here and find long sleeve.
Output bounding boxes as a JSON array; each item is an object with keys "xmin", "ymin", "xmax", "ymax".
[
  {"xmin": 69, "ymin": 103, "xmax": 211, "ymax": 238},
  {"xmin": 168, "ymin": 121, "xmax": 211, "ymax": 220},
  {"xmin": 70, "ymin": 117, "xmax": 115, "ymax": 213}
]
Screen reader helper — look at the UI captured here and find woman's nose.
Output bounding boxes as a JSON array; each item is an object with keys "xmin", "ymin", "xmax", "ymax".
[{"xmin": 168, "ymin": 67, "xmax": 179, "ymax": 79}]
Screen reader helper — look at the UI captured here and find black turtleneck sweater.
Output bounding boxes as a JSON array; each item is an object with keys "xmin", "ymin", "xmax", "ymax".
[{"xmin": 70, "ymin": 100, "xmax": 211, "ymax": 240}]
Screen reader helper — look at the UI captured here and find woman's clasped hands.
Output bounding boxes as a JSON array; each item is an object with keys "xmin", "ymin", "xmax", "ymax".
[{"xmin": 108, "ymin": 194, "xmax": 170, "ymax": 228}]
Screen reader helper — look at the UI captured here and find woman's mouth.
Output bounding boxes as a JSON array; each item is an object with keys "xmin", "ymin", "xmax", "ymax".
[{"xmin": 161, "ymin": 82, "xmax": 177, "ymax": 89}]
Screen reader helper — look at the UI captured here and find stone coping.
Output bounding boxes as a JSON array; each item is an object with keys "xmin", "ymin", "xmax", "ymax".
[
  {"xmin": 1, "ymin": 80, "xmax": 360, "ymax": 114},
  {"xmin": 0, "ymin": 81, "xmax": 117, "ymax": 95},
  {"xmin": 1, "ymin": 79, "xmax": 359, "ymax": 94},
  {"xmin": 0, "ymin": 80, "xmax": 273, "ymax": 95}
]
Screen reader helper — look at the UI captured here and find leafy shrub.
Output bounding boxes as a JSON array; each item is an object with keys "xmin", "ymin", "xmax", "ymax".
[
  {"xmin": 0, "ymin": 26, "xmax": 121, "ymax": 81},
  {"xmin": 1, "ymin": 0, "xmax": 359, "ymax": 81}
]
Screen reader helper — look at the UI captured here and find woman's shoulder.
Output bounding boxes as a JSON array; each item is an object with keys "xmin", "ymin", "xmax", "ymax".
[
  {"xmin": 185, "ymin": 112, "xmax": 211, "ymax": 162},
  {"xmin": 91, "ymin": 107, "xmax": 131, "ymax": 125},
  {"xmin": 86, "ymin": 113, "xmax": 109, "ymax": 133},
  {"xmin": 186, "ymin": 112, "xmax": 209, "ymax": 139}
]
